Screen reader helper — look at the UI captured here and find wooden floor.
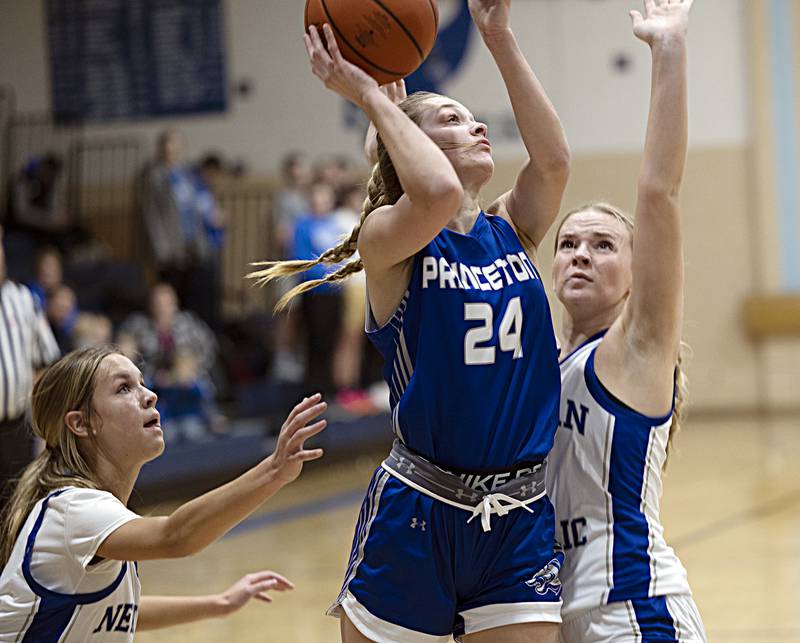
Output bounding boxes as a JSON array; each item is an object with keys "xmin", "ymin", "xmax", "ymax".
[{"xmin": 137, "ymin": 416, "xmax": 800, "ymax": 642}]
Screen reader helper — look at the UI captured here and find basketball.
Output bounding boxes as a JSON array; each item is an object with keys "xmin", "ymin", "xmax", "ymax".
[{"xmin": 304, "ymin": 0, "xmax": 439, "ymax": 85}]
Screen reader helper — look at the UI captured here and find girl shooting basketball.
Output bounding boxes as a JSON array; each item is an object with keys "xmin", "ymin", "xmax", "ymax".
[
  {"xmin": 0, "ymin": 346, "xmax": 327, "ymax": 640},
  {"xmin": 547, "ymin": 1, "xmax": 706, "ymax": 640},
  {"xmin": 251, "ymin": 0, "xmax": 570, "ymax": 640}
]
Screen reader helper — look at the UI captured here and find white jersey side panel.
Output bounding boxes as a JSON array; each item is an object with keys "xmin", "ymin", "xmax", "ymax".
[
  {"xmin": 0, "ymin": 488, "xmax": 141, "ymax": 641},
  {"xmin": 547, "ymin": 337, "xmax": 690, "ymax": 618}
]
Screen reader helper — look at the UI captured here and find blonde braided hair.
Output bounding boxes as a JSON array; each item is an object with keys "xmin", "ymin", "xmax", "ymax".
[
  {"xmin": 249, "ymin": 91, "xmax": 441, "ymax": 312},
  {"xmin": 555, "ymin": 202, "xmax": 689, "ymax": 468}
]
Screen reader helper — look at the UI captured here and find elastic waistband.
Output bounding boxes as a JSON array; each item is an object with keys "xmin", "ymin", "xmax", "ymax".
[{"xmin": 381, "ymin": 440, "xmax": 547, "ymax": 532}]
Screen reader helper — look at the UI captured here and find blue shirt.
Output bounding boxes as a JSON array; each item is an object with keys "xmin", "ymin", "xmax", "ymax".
[
  {"xmin": 291, "ymin": 214, "xmax": 346, "ymax": 292},
  {"xmin": 168, "ymin": 167, "xmax": 199, "ymax": 244}
]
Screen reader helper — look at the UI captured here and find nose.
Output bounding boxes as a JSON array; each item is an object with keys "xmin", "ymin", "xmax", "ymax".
[
  {"xmin": 142, "ymin": 386, "xmax": 158, "ymax": 408},
  {"xmin": 472, "ymin": 120, "xmax": 488, "ymax": 137},
  {"xmin": 572, "ymin": 242, "xmax": 591, "ymax": 265}
]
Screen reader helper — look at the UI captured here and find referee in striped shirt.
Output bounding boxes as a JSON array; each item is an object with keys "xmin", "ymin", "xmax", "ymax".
[{"xmin": 0, "ymin": 225, "xmax": 60, "ymax": 507}]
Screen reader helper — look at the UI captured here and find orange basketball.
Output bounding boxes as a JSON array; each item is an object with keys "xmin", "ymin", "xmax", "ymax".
[{"xmin": 304, "ymin": 0, "xmax": 439, "ymax": 85}]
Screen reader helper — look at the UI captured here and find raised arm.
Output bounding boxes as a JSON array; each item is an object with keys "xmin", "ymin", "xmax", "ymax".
[
  {"xmin": 597, "ymin": 0, "xmax": 692, "ymax": 415},
  {"xmin": 622, "ymin": 0, "xmax": 692, "ymax": 358},
  {"xmin": 470, "ymin": 0, "xmax": 570, "ymax": 249},
  {"xmin": 97, "ymin": 396, "xmax": 327, "ymax": 561},
  {"xmin": 304, "ymin": 25, "xmax": 462, "ymax": 274}
]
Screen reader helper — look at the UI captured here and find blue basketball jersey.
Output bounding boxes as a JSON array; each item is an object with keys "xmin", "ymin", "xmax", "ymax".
[{"xmin": 367, "ymin": 212, "xmax": 560, "ymax": 471}]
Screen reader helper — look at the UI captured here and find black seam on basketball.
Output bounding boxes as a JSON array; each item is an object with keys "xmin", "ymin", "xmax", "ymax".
[
  {"xmin": 427, "ymin": 0, "xmax": 438, "ymax": 33},
  {"xmin": 320, "ymin": 0, "xmax": 406, "ymax": 76},
  {"xmin": 371, "ymin": 0, "xmax": 424, "ymax": 61}
]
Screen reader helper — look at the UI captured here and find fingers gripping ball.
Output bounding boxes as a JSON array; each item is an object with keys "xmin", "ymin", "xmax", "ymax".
[{"xmin": 305, "ymin": 0, "xmax": 439, "ymax": 85}]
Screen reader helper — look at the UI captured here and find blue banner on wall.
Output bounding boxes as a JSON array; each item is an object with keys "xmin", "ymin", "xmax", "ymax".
[{"xmin": 46, "ymin": 0, "xmax": 227, "ymax": 124}]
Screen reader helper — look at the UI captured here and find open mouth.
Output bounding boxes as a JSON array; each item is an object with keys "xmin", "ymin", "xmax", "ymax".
[{"xmin": 144, "ymin": 418, "xmax": 160, "ymax": 429}]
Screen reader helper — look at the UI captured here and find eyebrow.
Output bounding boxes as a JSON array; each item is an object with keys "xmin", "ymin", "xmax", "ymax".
[
  {"xmin": 110, "ymin": 371, "xmax": 144, "ymax": 383},
  {"xmin": 437, "ymin": 104, "xmax": 475, "ymax": 121},
  {"xmin": 560, "ymin": 230, "xmax": 619, "ymax": 238}
]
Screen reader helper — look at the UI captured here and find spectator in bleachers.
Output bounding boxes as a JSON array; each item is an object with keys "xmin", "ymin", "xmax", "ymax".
[
  {"xmin": 46, "ymin": 284, "xmax": 79, "ymax": 353},
  {"xmin": 10, "ymin": 154, "xmax": 70, "ymax": 250},
  {"xmin": 45, "ymin": 282, "xmax": 115, "ymax": 354},
  {"xmin": 71, "ymin": 312, "xmax": 113, "ymax": 349},
  {"xmin": 313, "ymin": 154, "xmax": 356, "ymax": 194},
  {"xmin": 274, "ymin": 152, "xmax": 312, "ymax": 254},
  {"xmin": 138, "ymin": 130, "xmax": 219, "ymax": 329},
  {"xmin": 194, "ymin": 153, "xmax": 228, "ymax": 254},
  {"xmin": 330, "ymin": 185, "xmax": 368, "ymax": 404},
  {"xmin": 271, "ymin": 153, "xmax": 312, "ymax": 384},
  {"xmin": 27, "ymin": 246, "xmax": 63, "ymax": 310},
  {"xmin": 194, "ymin": 152, "xmax": 228, "ymax": 329},
  {"xmin": 117, "ymin": 283, "xmax": 221, "ymax": 443},
  {"xmin": 291, "ymin": 182, "xmax": 347, "ymax": 395}
]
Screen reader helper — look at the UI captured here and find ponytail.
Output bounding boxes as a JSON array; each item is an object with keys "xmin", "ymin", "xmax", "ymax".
[
  {"xmin": 0, "ymin": 346, "xmax": 117, "ymax": 567},
  {"xmin": 0, "ymin": 448, "xmax": 99, "ymax": 567}
]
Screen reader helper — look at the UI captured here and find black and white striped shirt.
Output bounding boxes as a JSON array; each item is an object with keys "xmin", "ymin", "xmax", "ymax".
[{"xmin": 0, "ymin": 280, "xmax": 60, "ymax": 421}]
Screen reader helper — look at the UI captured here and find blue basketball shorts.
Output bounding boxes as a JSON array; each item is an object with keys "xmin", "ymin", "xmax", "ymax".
[
  {"xmin": 560, "ymin": 594, "xmax": 706, "ymax": 642},
  {"xmin": 328, "ymin": 467, "xmax": 563, "ymax": 642}
]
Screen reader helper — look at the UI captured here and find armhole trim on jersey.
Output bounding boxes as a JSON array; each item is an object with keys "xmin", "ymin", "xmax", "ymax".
[
  {"xmin": 365, "ymin": 289, "xmax": 410, "ymax": 336},
  {"xmin": 558, "ymin": 330, "xmax": 608, "ymax": 365},
  {"xmin": 584, "ymin": 348, "xmax": 675, "ymax": 425},
  {"xmin": 365, "ymin": 249, "xmax": 419, "ymax": 339},
  {"xmin": 23, "ymin": 489, "xmax": 129, "ymax": 603}
]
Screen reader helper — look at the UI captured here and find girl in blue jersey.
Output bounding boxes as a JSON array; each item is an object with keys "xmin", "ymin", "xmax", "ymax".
[
  {"xmin": 547, "ymin": 1, "xmax": 706, "ymax": 641},
  {"xmin": 0, "ymin": 346, "xmax": 327, "ymax": 641},
  {"xmin": 251, "ymin": 1, "xmax": 570, "ymax": 641}
]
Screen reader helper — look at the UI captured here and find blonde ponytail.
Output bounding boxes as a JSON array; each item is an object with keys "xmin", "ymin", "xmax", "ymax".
[
  {"xmin": 0, "ymin": 346, "xmax": 118, "ymax": 567},
  {"xmin": 664, "ymin": 341, "xmax": 691, "ymax": 470}
]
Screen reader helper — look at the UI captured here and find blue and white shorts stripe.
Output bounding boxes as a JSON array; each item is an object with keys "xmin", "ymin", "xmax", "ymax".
[
  {"xmin": 329, "ymin": 467, "xmax": 563, "ymax": 641},
  {"xmin": 560, "ymin": 594, "xmax": 706, "ymax": 642}
]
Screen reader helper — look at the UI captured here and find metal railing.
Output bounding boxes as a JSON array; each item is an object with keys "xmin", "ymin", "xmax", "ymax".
[
  {"xmin": 70, "ymin": 137, "xmax": 142, "ymax": 259},
  {"xmin": 216, "ymin": 180, "xmax": 277, "ymax": 318},
  {"xmin": 3, "ymin": 101, "xmax": 278, "ymax": 320}
]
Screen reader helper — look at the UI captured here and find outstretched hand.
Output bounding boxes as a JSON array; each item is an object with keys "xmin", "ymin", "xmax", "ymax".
[
  {"xmin": 630, "ymin": 0, "xmax": 693, "ymax": 45},
  {"xmin": 304, "ymin": 24, "xmax": 379, "ymax": 107},
  {"xmin": 468, "ymin": 0, "xmax": 511, "ymax": 38},
  {"xmin": 218, "ymin": 571, "xmax": 295, "ymax": 613},
  {"xmin": 267, "ymin": 393, "xmax": 327, "ymax": 485}
]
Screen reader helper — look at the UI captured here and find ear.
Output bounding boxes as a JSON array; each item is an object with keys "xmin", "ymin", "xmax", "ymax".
[{"xmin": 64, "ymin": 410, "xmax": 91, "ymax": 438}]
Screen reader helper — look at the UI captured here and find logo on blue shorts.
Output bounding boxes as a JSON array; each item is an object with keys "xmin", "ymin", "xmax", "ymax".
[{"xmin": 524, "ymin": 554, "xmax": 564, "ymax": 596}]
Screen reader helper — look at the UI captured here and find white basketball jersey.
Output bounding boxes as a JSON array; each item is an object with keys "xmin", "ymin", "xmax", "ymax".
[
  {"xmin": 0, "ymin": 487, "xmax": 141, "ymax": 641},
  {"xmin": 547, "ymin": 334, "xmax": 690, "ymax": 619}
]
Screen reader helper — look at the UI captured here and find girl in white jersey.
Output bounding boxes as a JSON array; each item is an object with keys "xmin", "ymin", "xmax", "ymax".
[
  {"xmin": 0, "ymin": 345, "xmax": 327, "ymax": 641},
  {"xmin": 547, "ymin": 1, "xmax": 706, "ymax": 641}
]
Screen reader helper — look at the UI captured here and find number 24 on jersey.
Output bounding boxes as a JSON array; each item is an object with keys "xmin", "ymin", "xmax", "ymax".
[{"xmin": 464, "ymin": 296, "xmax": 523, "ymax": 365}]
